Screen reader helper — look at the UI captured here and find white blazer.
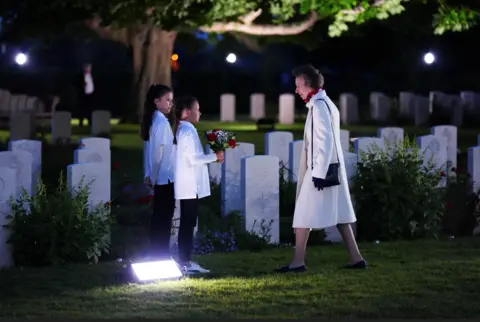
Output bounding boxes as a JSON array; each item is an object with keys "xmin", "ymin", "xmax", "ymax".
[{"xmin": 174, "ymin": 121, "xmax": 217, "ymax": 200}]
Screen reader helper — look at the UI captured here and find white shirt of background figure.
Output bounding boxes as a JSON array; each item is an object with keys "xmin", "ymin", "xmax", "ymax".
[
  {"xmin": 144, "ymin": 110, "xmax": 176, "ymax": 185},
  {"xmin": 84, "ymin": 64, "xmax": 95, "ymax": 95}
]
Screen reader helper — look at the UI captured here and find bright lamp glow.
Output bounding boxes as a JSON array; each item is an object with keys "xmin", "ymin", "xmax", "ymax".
[
  {"xmin": 423, "ymin": 52, "xmax": 435, "ymax": 64},
  {"xmin": 15, "ymin": 53, "xmax": 28, "ymax": 65},
  {"xmin": 226, "ymin": 53, "xmax": 236, "ymax": 63},
  {"xmin": 131, "ymin": 259, "xmax": 183, "ymax": 282}
]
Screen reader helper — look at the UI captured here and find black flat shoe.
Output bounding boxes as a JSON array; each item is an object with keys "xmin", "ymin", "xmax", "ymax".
[
  {"xmin": 274, "ymin": 265, "xmax": 307, "ymax": 273},
  {"xmin": 345, "ymin": 260, "xmax": 368, "ymax": 269}
]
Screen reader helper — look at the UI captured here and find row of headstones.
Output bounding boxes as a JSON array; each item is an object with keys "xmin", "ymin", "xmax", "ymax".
[
  {"xmin": 220, "ymin": 91, "xmax": 480, "ymax": 126},
  {"xmin": 0, "ymin": 89, "xmax": 46, "ymax": 115},
  {"xmin": 9, "ymin": 110, "xmax": 112, "ymax": 141},
  {"xmin": 206, "ymin": 125, "xmax": 479, "ymax": 243},
  {"xmin": 0, "ymin": 137, "xmax": 112, "ymax": 269},
  {"xmin": 209, "ymin": 124, "xmax": 465, "ymax": 186}
]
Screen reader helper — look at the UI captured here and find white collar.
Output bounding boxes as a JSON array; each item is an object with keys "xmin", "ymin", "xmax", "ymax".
[
  {"xmin": 306, "ymin": 89, "xmax": 327, "ymax": 108},
  {"xmin": 153, "ymin": 110, "xmax": 167, "ymax": 121}
]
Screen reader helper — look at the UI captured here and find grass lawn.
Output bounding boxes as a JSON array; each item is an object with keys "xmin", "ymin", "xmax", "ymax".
[{"xmin": 0, "ymin": 237, "xmax": 479, "ymax": 318}]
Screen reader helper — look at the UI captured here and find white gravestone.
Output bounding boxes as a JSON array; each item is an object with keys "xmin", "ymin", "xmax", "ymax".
[
  {"xmin": 78, "ymin": 137, "xmax": 111, "ymax": 178},
  {"xmin": 250, "ymin": 93, "xmax": 265, "ymax": 121},
  {"xmin": 0, "ymin": 151, "xmax": 33, "ymax": 197},
  {"xmin": 377, "ymin": 127, "xmax": 404, "ymax": 145},
  {"xmin": 416, "ymin": 135, "xmax": 448, "ymax": 172},
  {"xmin": 80, "ymin": 137, "xmax": 110, "ymax": 151},
  {"xmin": 67, "ymin": 162, "xmax": 110, "ymax": 210},
  {"xmin": 468, "ymin": 147, "xmax": 480, "ymax": 195},
  {"xmin": 220, "ymin": 94, "xmax": 235, "ymax": 122},
  {"xmin": 265, "ymin": 131, "xmax": 294, "ymax": 179},
  {"xmin": 221, "ymin": 143, "xmax": 255, "ymax": 216},
  {"xmin": 460, "ymin": 91, "xmax": 480, "ymax": 114},
  {"xmin": 9, "ymin": 140, "xmax": 42, "ymax": 193},
  {"xmin": 353, "ymin": 137, "xmax": 385, "ymax": 157},
  {"xmin": 91, "ymin": 110, "xmax": 111, "ymax": 136},
  {"xmin": 241, "ymin": 155, "xmax": 280, "ymax": 244},
  {"xmin": 278, "ymin": 94, "xmax": 295, "ymax": 125},
  {"xmin": 413, "ymin": 95, "xmax": 430, "ymax": 126},
  {"xmin": 51, "ymin": 111, "xmax": 72, "ymax": 143},
  {"xmin": 339, "ymin": 93, "xmax": 359, "ymax": 125},
  {"xmin": 9, "ymin": 112, "xmax": 34, "ymax": 141},
  {"xmin": 340, "ymin": 130, "xmax": 350, "ymax": 151},
  {"xmin": 74, "ymin": 148, "xmax": 111, "ymax": 182},
  {"xmin": 0, "ymin": 167, "xmax": 16, "ymax": 269},
  {"xmin": 288, "ymin": 140, "xmax": 304, "ymax": 183},
  {"xmin": 370, "ymin": 92, "xmax": 390, "ymax": 122},
  {"xmin": 343, "ymin": 152, "xmax": 358, "ymax": 185},
  {"xmin": 205, "ymin": 144, "xmax": 221, "ymax": 185},
  {"xmin": 431, "ymin": 125, "xmax": 458, "ymax": 169},
  {"xmin": 377, "ymin": 127, "xmax": 404, "ymax": 155}
]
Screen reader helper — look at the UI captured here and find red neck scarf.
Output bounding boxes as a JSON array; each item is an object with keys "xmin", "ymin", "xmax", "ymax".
[{"xmin": 304, "ymin": 88, "xmax": 322, "ymax": 103}]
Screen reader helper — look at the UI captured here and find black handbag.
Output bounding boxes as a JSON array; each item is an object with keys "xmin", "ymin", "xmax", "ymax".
[{"xmin": 310, "ymin": 99, "xmax": 340, "ymax": 187}]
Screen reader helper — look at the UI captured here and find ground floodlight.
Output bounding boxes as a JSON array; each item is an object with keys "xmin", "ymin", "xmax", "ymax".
[{"xmin": 130, "ymin": 258, "xmax": 183, "ymax": 282}]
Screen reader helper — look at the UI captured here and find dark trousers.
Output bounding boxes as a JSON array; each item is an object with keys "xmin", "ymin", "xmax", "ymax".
[
  {"xmin": 149, "ymin": 183, "xmax": 175, "ymax": 259},
  {"xmin": 178, "ymin": 197, "xmax": 199, "ymax": 264},
  {"xmin": 78, "ymin": 93, "xmax": 94, "ymax": 126}
]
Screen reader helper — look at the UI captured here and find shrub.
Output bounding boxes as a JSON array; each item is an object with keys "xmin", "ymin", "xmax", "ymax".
[
  {"xmin": 352, "ymin": 138, "xmax": 446, "ymax": 241},
  {"xmin": 443, "ymin": 165, "xmax": 480, "ymax": 236},
  {"xmin": 4, "ymin": 173, "xmax": 114, "ymax": 267}
]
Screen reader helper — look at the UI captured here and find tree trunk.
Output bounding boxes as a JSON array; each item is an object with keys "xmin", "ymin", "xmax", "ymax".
[{"xmin": 131, "ymin": 28, "xmax": 176, "ymax": 121}]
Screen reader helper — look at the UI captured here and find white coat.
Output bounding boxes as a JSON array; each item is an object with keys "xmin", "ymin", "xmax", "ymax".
[
  {"xmin": 174, "ymin": 121, "xmax": 217, "ymax": 200},
  {"xmin": 292, "ymin": 90, "xmax": 356, "ymax": 229}
]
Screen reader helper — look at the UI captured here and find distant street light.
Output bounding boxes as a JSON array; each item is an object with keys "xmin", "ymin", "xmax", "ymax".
[
  {"xmin": 423, "ymin": 52, "xmax": 435, "ymax": 65},
  {"xmin": 15, "ymin": 53, "xmax": 28, "ymax": 66},
  {"xmin": 226, "ymin": 53, "xmax": 236, "ymax": 64}
]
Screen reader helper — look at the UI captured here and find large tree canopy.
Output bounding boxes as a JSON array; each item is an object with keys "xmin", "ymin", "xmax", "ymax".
[{"xmin": 0, "ymin": 0, "xmax": 478, "ymax": 119}]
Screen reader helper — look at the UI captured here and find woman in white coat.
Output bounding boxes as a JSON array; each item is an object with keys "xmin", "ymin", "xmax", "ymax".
[
  {"xmin": 173, "ymin": 96, "xmax": 224, "ymax": 275},
  {"xmin": 275, "ymin": 64, "xmax": 367, "ymax": 273}
]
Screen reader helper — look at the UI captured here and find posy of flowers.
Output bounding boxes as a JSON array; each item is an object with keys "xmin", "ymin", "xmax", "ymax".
[{"xmin": 204, "ymin": 129, "xmax": 239, "ymax": 152}]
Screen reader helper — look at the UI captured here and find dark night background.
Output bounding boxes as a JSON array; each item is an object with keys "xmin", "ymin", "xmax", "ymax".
[{"xmin": 0, "ymin": 2, "xmax": 479, "ymax": 118}]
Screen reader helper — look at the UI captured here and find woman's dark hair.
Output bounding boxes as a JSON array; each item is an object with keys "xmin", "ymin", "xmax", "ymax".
[
  {"xmin": 172, "ymin": 95, "xmax": 198, "ymax": 144},
  {"xmin": 140, "ymin": 84, "xmax": 173, "ymax": 141}
]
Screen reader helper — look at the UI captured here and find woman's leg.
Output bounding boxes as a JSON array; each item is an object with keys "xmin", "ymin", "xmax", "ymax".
[
  {"xmin": 291, "ymin": 227, "xmax": 310, "ymax": 266},
  {"xmin": 149, "ymin": 182, "xmax": 175, "ymax": 259}
]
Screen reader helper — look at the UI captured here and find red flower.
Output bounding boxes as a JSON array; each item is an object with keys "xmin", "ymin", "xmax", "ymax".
[
  {"xmin": 113, "ymin": 162, "xmax": 119, "ymax": 169},
  {"xmin": 228, "ymin": 139, "xmax": 236, "ymax": 148},
  {"xmin": 104, "ymin": 202, "xmax": 111, "ymax": 208},
  {"xmin": 440, "ymin": 171, "xmax": 445, "ymax": 177},
  {"xmin": 207, "ymin": 133, "xmax": 217, "ymax": 141},
  {"xmin": 446, "ymin": 202, "xmax": 453, "ymax": 210}
]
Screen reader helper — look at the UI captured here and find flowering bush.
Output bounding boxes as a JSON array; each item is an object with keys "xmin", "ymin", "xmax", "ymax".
[
  {"xmin": 204, "ymin": 129, "xmax": 239, "ymax": 152},
  {"xmin": 352, "ymin": 138, "xmax": 446, "ymax": 241},
  {"xmin": 4, "ymin": 172, "xmax": 114, "ymax": 266}
]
